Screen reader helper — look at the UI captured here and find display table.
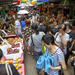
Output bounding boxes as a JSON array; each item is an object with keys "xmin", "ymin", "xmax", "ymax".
[
  {"xmin": 1, "ymin": 53, "xmax": 25, "ymax": 75},
  {"xmin": 0, "ymin": 36, "xmax": 25, "ymax": 75}
]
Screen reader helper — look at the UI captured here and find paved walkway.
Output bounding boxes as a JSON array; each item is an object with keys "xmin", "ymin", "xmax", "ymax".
[
  {"xmin": 25, "ymin": 53, "xmax": 38, "ymax": 75},
  {"xmin": 25, "ymin": 53, "xmax": 74, "ymax": 75}
]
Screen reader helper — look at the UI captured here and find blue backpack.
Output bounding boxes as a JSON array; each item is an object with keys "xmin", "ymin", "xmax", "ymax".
[{"xmin": 36, "ymin": 53, "xmax": 55, "ymax": 72}]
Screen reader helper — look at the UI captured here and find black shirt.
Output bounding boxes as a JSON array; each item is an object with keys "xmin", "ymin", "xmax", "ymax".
[{"xmin": 67, "ymin": 31, "xmax": 75, "ymax": 51}]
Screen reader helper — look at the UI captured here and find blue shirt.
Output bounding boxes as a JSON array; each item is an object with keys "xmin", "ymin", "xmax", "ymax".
[{"xmin": 21, "ymin": 21, "xmax": 26, "ymax": 32}]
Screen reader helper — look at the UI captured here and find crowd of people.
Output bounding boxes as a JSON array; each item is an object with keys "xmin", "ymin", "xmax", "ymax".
[{"xmin": 0, "ymin": 7, "xmax": 75, "ymax": 75}]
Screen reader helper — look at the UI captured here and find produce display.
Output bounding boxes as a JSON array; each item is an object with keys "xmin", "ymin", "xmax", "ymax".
[
  {"xmin": 7, "ymin": 48, "xmax": 19, "ymax": 54},
  {"xmin": 0, "ymin": 37, "xmax": 23, "ymax": 46},
  {"xmin": 1, "ymin": 55, "xmax": 25, "ymax": 75},
  {"xmin": 0, "ymin": 35, "xmax": 25, "ymax": 75},
  {"xmin": 7, "ymin": 37, "xmax": 22, "ymax": 44},
  {"xmin": 12, "ymin": 43, "xmax": 20, "ymax": 48}
]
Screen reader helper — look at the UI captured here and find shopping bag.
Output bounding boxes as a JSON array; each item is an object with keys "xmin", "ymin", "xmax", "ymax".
[
  {"xmin": 59, "ymin": 65, "xmax": 64, "ymax": 75},
  {"xmin": 41, "ymin": 43, "xmax": 46, "ymax": 54}
]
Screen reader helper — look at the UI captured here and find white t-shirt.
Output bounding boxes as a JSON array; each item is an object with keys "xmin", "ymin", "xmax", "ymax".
[
  {"xmin": 54, "ymin": 32, "xmax": 69, "ymax": 54},
  {"xmin": 15, "ymin": 20, "xmax": 21, "ymax": 34},
  {"xmin": 28, "ymin": 32, "xmax": 45, "ymax": 52}
]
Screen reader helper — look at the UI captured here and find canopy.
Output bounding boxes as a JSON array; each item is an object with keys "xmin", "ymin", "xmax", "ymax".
[
  {"xmin": 37, "ymin": 0, "xmax": 49, "ymax": 3},
  {"xmin": 31, "ymin": 0, "xmax": 49, "ymax": 5},
  {"xmin": 37, "ymin": 0, "xmax": 49, "ymax": 5},
  {"xmin": 21, "ymin": 0, "xmax": 28, "ymax": 3},
  {"xmin": 17, "ymin": 10, "xmax": 29, "ymax": 14}
]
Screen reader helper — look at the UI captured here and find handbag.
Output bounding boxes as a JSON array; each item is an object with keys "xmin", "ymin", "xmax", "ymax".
[
  {"xmin": 59, "ymin": 65, "xmax": 64, "ymax": 75},
  {"xmin": 31, "ymin": 35, "xmax": 34, "ymax": 52},
  {"xmin": 31, "ymin": 35, "xmax": 34, "ymax": 46},
  {"xmin": 5, "ymin": 63, "xmax": 13, "ymax": 75},
  {"xmin": 41, "ymin": 43, "xmax": 46, "ymax": 54}
]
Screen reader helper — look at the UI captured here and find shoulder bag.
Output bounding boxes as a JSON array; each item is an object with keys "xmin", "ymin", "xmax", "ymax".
[{"xmin": 5, "ymin": 63, "xmax": 13, "ymax": 75}]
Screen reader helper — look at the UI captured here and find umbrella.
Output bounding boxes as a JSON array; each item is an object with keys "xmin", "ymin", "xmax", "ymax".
[
  {"xmin": 17, "ymin": 10, "xmax": 29, "ymax": 14},
  {"xmin": 17, "ymin": 3, "xmax": 26, "ymax": 7}
]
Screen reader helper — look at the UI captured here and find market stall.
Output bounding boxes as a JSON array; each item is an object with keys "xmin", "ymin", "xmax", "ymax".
[{"xmin": 0, "ymin": 31, "xmax": 25, "ymax": 75}]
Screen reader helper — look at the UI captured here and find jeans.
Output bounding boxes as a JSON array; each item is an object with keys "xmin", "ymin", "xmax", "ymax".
[{"xmin": 34, "ymin": 51, "xmax": 42, "ymax": 62}]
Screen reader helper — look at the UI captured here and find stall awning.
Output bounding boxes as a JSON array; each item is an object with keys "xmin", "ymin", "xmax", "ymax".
[
  {"xmin": 37, "ymin": 0, "xmax": 49, "ymax": 5},
  {"xmin": 37, "ymin": 0, "xmax": 49, "ymax": 3}
]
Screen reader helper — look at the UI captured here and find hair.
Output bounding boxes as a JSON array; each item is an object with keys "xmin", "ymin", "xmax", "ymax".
[
  {"xmin": 58, "ymin": 25, "xmax": 66, "ymax": 31},
  {"xmin": 25, "ymin": 20, "xmax": 30, "ymax": 26},
  {"xmin": 0, "ymin": 49, "xmax": 3, "ymax": 60},
  {"xmin": 58, "ymin": 26, "xmax": 62, "ymax": 30},
  {"xmin": 48, "ymin": 30, "xmax": 54, "ymax": 35},
  {"xmin": 64, "ymin": 23, "xmax": 72, "ymax": 31},
  {"xmin": 42, "ymin": 34, "xmax": 55, "ymax": 45},
  {"xmin": 31, "ymin": 24, "xmax": 39, "ymax": 35}
]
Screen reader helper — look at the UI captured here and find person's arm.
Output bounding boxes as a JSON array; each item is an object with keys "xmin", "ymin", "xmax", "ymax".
[
  {"xmin": 50, "ymin": 61, "xmax": 67, "ymax": 70},
  {"xmin": 16, "ymin": 27, "xmax": 18, "ymax": 36},
  {"xmin": 50, "ymin": 65, "xmax": 61, "ymax": 70},
  {"xmin": 69, "ymin": 40, "xmax": 75, "ymax": 51},
  {"xmin": 61, "ymin": 37, "xmax": 68, "ymax": 46}
]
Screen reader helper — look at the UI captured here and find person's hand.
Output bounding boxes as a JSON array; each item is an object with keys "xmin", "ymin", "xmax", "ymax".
[
  {"xmin": 69, "ymin": 47, "xmax": 72, "ymax": 51},
  {"xmin": 59, "ymin": 33, "xmax": 62, "ymax": 37},
  {"xmin": 41, "ymin": 68, "xmax": 45, "ymax": 72},
  {"xmin": 70, "ymin": 57, "xmax": 74, "ymax": 62},
  {"xmin": 41, "ymin": 68, "xmax": 45, "ymax": 75},
  {"xmin": 50, "ymin": 66, "xmax": 55, "ymax": 70},
  {"xmin": 69, "ymin": 40, "xmax": 75, "ymax": 51},
  {"xmin": 72, "ymin": 41, "xmax": 75, "ymax": 45}
]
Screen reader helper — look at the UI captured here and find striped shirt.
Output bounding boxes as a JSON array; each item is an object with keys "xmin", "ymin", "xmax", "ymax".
[{"xmin": 47, "ymin": 48, "xmax": 64, "ymax": 75}]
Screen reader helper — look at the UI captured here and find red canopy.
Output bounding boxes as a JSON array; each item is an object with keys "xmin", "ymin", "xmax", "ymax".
[
  {"xmin": 17, "ymin": 0, "xmax": 21, "ymax": 3},
  {"xmin": 13, "ymin": 0, "xmax": 21, "ymax": 4}
]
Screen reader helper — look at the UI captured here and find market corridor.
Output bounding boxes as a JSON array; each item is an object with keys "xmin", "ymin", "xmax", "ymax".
[{"xmin": 25, "ymin": 53, "xmax": 74, "ymax": 75}]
